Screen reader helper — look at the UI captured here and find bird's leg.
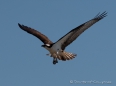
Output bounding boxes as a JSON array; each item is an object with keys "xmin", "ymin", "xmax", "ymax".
[
  {"xmin": 53, "ymin": 58, "xmax": 56, "ymax": 64},
  {"xmin": 53, "ymin": 58, "xmax": 58, "ymax": 64},
  {"xmin": 46, "ymin": 53, "xmax": 50, "ymax": 56},
  {"xmin": 46, "ymin": 53, "xmax": 52, "ymax": 57},
  {"xmin": 53, "ymin": 49, "xmax": 60, "ymax": 64},
  {"xmin": 56, "ymin": 58, "xmax": 58, "ymax": 63}
]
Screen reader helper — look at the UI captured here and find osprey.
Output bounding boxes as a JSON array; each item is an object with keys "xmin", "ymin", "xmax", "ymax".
[{"xmin": 18, "ymin": 11, "xmax": 107, "ymax": 64}]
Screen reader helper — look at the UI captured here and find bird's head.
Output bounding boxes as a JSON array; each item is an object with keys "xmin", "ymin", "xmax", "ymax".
[{"xmin": 41, "ymin": 44, "xmax": 51, "ymax": 48}]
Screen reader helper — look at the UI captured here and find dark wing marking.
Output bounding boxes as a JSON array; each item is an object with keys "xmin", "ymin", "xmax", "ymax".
[
  {"xmin": 55, "ymin": 11, "xmax": 107, "ymax": 50},
  {"xmin": 18, "ymin": 23, "xmax": 53, "ymax": 44}
]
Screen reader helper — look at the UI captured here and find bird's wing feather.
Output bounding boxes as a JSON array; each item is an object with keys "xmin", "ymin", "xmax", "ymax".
[
  {"xmin": 54, "ymin": 11, "xmax": 107, "ymax": 50},
  {"xmin": 18, "ymin": 23, "xmax": 53, "ymax": 44}
]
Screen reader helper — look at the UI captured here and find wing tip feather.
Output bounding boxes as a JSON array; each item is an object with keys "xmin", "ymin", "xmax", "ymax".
[{"xmin": 94, "ymin": 11, "xmax": 107, "ymax": 20}]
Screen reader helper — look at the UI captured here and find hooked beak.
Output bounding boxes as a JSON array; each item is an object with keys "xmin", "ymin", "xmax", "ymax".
[{"xmin": 41, "ymin": 45, "xmax": 45, "ymax": 47}]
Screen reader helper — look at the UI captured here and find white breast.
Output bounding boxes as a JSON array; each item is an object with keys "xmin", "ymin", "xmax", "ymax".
[
  {"xmin": 51, "ymin": 43, "xmax": 61, "ymax": 51},
  {"xmin": 44, "ymin": 43, "xmax": 62, "ymax": 56}
]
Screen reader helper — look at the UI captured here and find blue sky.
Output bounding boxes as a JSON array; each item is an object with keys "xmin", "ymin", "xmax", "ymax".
[{"xmin": 0, "ymin": 0, "xmax": 116, "ymax": 86}]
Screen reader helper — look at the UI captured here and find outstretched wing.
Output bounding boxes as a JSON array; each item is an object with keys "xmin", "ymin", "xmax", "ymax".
[
  {"xmin": 18, "ymin": 23, "xmax": 53, "ymax": 44},
  {"xmin": 55, "ymin": 11, "xmax": 107, "ymax": 50}
]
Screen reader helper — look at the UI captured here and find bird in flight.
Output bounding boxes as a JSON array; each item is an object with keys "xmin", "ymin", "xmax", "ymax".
[{"xmin": 18, "ymin": 11, "xmax": 107, "ymax": 64}]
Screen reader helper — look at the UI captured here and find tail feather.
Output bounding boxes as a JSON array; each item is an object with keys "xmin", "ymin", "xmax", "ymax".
[
  {"xmin": 57, "ymin": 55, "xmax": 61, "ymax": 60},
  {"xmin": 60, "ymin": 51, "xmax": 77, "ymax": 61},
  {"xmin": 64, "ymin": 53, "xmax": 70, "ymax": 60},
  {"xmin": 51, "ymin": 51, "xmax": 77, "ymax": 61}
]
